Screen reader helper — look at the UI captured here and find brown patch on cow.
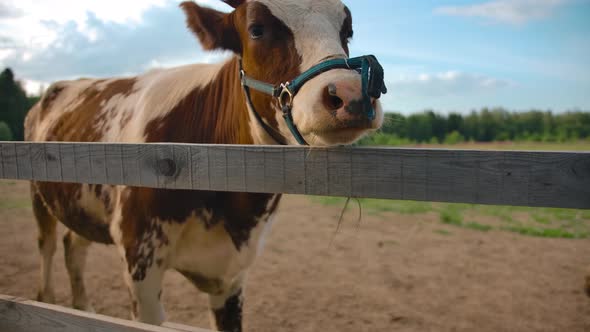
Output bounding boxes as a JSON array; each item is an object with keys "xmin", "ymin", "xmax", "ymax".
[
  {"xmin": 120, "ymin": 186, "xmax": 280, "ymax": 254},
  {"xmin": 31, "ymin": 184, "xmax": 57, "ymax": 249},
  {"xmin": 178, "ymin": 269, "xmax": 224, "ymax": 295},
  {"xmin": 62, "ymin": 231, "xmax": 72, "ymax": 250},
  {"xmin": 34, "ymin": 182, "xmax": 113, "ymax": 245},
  {"xmin": 266, "ymin": 194, "xmax": 281, "ymax": 219},
  {"xmin": 45, "ymin": 78, "xmax": 136, "ymax": 142},
  {"xmin": 40, "ymin": 84, "xmax": 65, "ymax": 119},
  {"xmin": 31, "ymin": 78, "xmax": 135, "ymax": 246},
  {"xmin": 173, "ymin": 3, "xmax": 301, "ymax": 142},
  {"xmin": 92, "ymin": 185, "xmax": 114, "ymax": 216},
  {"xmin": 181, "ymin": 2, "xmax": 241, "ymax": 53},
  {"xmin": 238, "ymin": 2, "xmax": 301, "ymax": 129},
  {"xmin": 340, "ymin": 6, "xmax": 353, "ymax": 56},
  {"xmin": 123, "ymin": 217, "xmax": 170, "ymax": 281},
  {"xmin": 585, "ymin": 271, "xmax": 590, "ymax": 297},
  {"xmin": 144, "ymin": 58, "xmax": 253, "ymax": 145},
  {"xmin": 93, "ymin": 184, "xmax": 102, "ymax": 198}
]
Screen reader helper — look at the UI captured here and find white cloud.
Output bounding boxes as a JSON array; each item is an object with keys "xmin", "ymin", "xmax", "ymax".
[
  {"xmin": 22, "ymin": 78, "xmax": 47, "ymax": 96},
  {"xmin": 0, "ymin": 0, "xmax": 177, "ymax": 50},
  {"xmin": 390, "ymin": 71, "xmax": 511, "ymax": 98},
  {"xmin": 435, "ymin": 0, "xmax": 568, "ymax": 24},
  {"xmin": 0, "ymin": 0, "xmax": 230, "ymax": 60},
  {"xmin": 0, "ymin": 1, "xmax": 233, "ymax": 84},
  {"xmin": 0, "ymin": 2, "xmax": 23, "ymax": 19}
]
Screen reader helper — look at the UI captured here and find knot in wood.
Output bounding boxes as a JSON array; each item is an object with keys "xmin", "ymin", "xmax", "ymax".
[{"xmin": 157, "ymin": 158, "xmax": 176, "ymax": 177}]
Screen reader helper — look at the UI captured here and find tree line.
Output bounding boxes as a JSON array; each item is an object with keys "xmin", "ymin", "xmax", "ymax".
[
  {"xmin": 359, "ymin": 109, "xmax": 590, "ymax": 146},
  {"xmin": 0, "ymin": 67, "xmax": 589, "ymax": 144},
  {"xmin": 0, "ymin": 68, "xmax": 40, "ymax": 141}
]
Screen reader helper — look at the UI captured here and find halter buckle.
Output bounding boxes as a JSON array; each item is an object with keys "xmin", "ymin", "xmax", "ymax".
[
  {"xmin": 239, "ymin": 69, "xmax": 245, "ymax": 85},
  {"xmin": 278, "ymin": 83, "xmax": 293, "ymax": 110}
]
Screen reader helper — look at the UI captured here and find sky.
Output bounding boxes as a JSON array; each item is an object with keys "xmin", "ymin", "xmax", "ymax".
[{"xmin": 0, "ymin": 0, "xmax": 589, "ymax": 114}]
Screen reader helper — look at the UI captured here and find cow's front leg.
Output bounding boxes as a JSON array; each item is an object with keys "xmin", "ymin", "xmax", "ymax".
[
  {"xmin": 209, "ymin": 286, "xmax": 244, "ymax": 332},
  {"xmin": 117, "ymin": 216, "xmax": 171, "ymax": 325},
  {"xmin": 124, "ymin": 265, "xmax": 165, "ymax": 325}
]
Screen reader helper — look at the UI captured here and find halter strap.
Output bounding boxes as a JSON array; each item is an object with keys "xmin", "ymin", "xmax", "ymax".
[{"xmin": 239, "ymin": 55, "xmax": 387, "ymax": 146}]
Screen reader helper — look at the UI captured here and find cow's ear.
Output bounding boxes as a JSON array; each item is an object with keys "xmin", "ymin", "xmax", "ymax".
[{"xmin": 180, "ymin": 2, "xmax": 241, "ymax": 53}]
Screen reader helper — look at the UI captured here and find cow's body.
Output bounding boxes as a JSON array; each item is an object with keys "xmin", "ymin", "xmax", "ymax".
[
  {"xmin": 26, "ymin": 57, "xmax": 279, "ymax": 326},
  {"xmin": 25, "ymin": 1, "xmax": 384, "ymax": 331}
]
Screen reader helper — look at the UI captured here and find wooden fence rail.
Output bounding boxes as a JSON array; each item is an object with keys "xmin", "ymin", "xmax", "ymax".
[
  {"xmin": 0, "ymin": 295, "xmax": 212, "ymax": 332},
  {"xmin": 1, "ymin": 142, "xmax": 589, "ymax": 209}
]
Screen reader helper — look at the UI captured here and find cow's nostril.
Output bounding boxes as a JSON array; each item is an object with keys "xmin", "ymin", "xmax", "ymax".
[
  {"xmin": 328, "ymin": 83, "xmax": 338, "ymax": 96},
  {"xmin": 323, "ymin": 83, "xmax": 344, "ymax": 110},
  {"xmin": 328, "ymin": 95, "xmax": 344, "ymax": 110}
]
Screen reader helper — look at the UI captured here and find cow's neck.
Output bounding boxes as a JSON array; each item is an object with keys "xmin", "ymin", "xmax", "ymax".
[{"xmin": 145, "ymin": 56, "xmax": 277, "ymax": 145}]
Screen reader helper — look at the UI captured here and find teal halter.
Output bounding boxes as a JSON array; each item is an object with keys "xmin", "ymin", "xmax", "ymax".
[{"xmin": 240, "ymin": 55, "xmax": 387, "ymax": 145}]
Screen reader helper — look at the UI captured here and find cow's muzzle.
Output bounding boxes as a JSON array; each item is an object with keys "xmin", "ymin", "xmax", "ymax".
[{"xmin": 240, "ymin": 55, "xmax": 388, "ymax": 145}]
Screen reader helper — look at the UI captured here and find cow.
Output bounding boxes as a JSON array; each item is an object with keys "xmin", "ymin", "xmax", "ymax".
[{"xmin": 24, "ymin": 0, "xmax": 386, "ymax": 331}]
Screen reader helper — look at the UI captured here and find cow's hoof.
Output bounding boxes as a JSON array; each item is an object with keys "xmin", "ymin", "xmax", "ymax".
[
  {"xmin": 73, "ymin": 302, "xmax": 96, "ymax": 313},
  {"xmin": 36, "ymin": 290, "xmax": 55, "ymax": 304}
]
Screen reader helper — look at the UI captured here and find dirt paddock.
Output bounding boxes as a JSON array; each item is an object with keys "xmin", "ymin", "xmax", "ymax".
[{"xmin": 1, "ymin": 180, "xmax": 589, "ymax": 331}]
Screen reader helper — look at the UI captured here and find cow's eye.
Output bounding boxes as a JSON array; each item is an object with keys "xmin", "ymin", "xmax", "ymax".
[{"xmin": 249, "ymin": 25, "xmax": 265, "ymax": 40}]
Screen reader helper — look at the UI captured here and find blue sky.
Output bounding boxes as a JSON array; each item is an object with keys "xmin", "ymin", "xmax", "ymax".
[{"xmin": 0, "ymin": 0, "xmax": 589, "ymax": 114}]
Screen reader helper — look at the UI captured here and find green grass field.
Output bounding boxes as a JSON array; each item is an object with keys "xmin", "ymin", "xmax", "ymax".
[{"xmin": 312, "ymin": 141, "xmax": 590, "ymax": 239}]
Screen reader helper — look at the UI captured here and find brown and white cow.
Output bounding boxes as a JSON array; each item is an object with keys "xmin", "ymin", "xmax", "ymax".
[{"xmin": 24, "ymin": 1, "xmax": 384, "ymax": 331}]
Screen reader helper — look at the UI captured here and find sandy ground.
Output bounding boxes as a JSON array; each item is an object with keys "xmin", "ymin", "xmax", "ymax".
[{"xmin": 1, "ymin": 180, "xmax": 589, "ymax": 332}]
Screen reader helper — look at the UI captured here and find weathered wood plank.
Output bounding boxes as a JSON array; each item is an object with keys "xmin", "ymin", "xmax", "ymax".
[
  {"xmin": 105, "ymin": 144, "xmax": 124, "ymax": 187},
  {"xmin": 139, "ymin": 144, "xmax": 158, "ymax": 189},
  {"xmin": 172, "ymin": 145, "xmax": 191, "ymax": 190},
  {"xmin": 1, "ymin": 143, "xmax": 18, "ymax": 179},
  {"xmin": 209, "ymin": 145, "xmax": 228, "ymax": 192},
  {"xmin": 190, "ymin": 145, "xmax": 210, "ymax": 191},
  {"xmin": 30, "ymin": 143, "xmax": 47, "ymax": 181},
  {"xmin": 155, "ymin": 144, "xmax": 176, "ymax": 190},
  {"xmin": 0, "ymin": 295, "xmax": 214, "ymax": 332},
  {"xmin": 400, "ymin": 149, "xmax": 428, "ymax": 202},
  {"xmin": 327, "ymin": 149, "xmax": 353, "ymax": 197},
  {"xmin": 15, "ymin": 143, "xmax": 32, "ymax": 180},
  {"xmin": 45, "ymin": 143, "xmax": 62, "ymax": 182},
  {"xmin": 89, "ymin": 144, "xmax": 107, "ymax": 185},
  {"xmin": 245, "ymin": 146, "xmax": 265, "ymax": 193},
  {"xmin": 283, "ymin": 148, "xmax": 305, "ymax": 194},
  {"xmin": 121, "ymin": 144, "xmax": 141, "ymax": 187},
  {"xmin": 305, "ymin": 149, "xmax": 329, "ymax": 196},
  {"xmin": 0, "ymin": 142, "xmax": 588, "ymax": 209},
  {"xmin": 59, "ymin": 143, "xmax": 76, "ymax": 183}
]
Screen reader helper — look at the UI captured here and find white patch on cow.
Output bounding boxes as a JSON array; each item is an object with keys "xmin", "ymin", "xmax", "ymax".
[
  {"xmin": 109, "ymin": 186, "xmax": 127, "ymax": 259},
  {"xmin": 28, "ymin": 60, "xmax": 227, "ymax": 144},
  {"xmin": 171, "ymin": 211, "xmax": 272, "ymax": 289},
  {"xmin": 29, "ymin": 79, "xmax": 96, "ymax": 141},
  {"xmin": 257, "ymin": 214, "xmax": 275, "ymax": 253},
  {"xmin": 124, "ymin": 265, "xmax": 166, "ymax": 325},
  {"xmin": 122, "ymin": 61, "xmax": 227, "ymax": 142},
  {"xmin": 246, "ymin": 99, "xmax": 287, "ymax": 145},
  {"xmin": 252, "ymin": 0, "xmax": 347, "ymax": 71},
  {"xmin": 77, "ymin": 185, "xmax": 108, "ymax": 222}
]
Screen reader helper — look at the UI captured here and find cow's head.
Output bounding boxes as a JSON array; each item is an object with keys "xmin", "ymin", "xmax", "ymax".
[{"xmin": 181, "ymin": 0, "xmax": 385, "ymax": 146}]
